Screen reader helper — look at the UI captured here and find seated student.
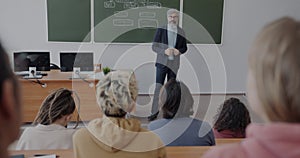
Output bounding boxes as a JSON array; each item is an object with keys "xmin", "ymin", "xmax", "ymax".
[
  {"xmin": 73, "ymin": 70, "xmax": 166, "ymax": 158},
  {"xmin": 203, "ymin": 17, "xmax": 300, "ymax": 158},
  {"xmin": 0, "ymin": 43, "xmax": 22, "ymax": 158},
  {"xmin": 213, "ymin": 97, "xmax": 251, "ymax": 138},
  {"xmin": 16, "ymin": 88, "xmax": 78, "ymax": 150},
  {"xmin": 148, "ymin": 79, "xmax": 215, "ymax": 146}
]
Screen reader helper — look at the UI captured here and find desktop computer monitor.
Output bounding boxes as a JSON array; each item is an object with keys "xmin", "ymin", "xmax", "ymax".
[
  {"xmin": 60, "ymin": 52, "xmax": 94, "ymax": 72},
  {"xmin": 13, "ymin": 52, "xmax": 50, "ymax": 72}
]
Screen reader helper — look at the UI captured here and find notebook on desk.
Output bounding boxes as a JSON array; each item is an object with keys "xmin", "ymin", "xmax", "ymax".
[{"xmin": 10, "ymin": 154, "xmax": 25, "ymax": 158}]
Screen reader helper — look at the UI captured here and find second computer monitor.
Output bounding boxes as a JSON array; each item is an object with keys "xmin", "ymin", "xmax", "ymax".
[{"xmin": 60, "ymin": 52, "xmax": 94, "ymax": 72}]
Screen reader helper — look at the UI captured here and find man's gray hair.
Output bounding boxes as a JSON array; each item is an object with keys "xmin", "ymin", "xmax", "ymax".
[{"xmin": 167, "ymin": 8, "xmax": 179, "ymax": 17}]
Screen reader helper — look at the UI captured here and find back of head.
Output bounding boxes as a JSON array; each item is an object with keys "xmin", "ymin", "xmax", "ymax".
[
  {"xmin": 96, "ymin": 70, "xmax": 138, "ymax": 118},
  {"xmin": 249, "ymin": 17, "xmax": 300, "ymax": 122},
  {"xmin": 0, "ymin": 42, "xmax": 21, "ymax": 153},
  {"xmin": 34, "ymin": 88, "xmax": 76, "ymax": 125},
  {"xmin": 214, "ymin": 98, "xmax": 251, "ymax": 135},
  {"xmin": 0, "ymin": 43, "xmax": 17, "ymax": 100},
  {"xmin": 160, "ymin": 79, "xmax": 194, "ymax": 119}
]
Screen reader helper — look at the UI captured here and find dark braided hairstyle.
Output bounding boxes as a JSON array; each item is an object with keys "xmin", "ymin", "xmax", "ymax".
[
  {"xmin": 33, "ymin": 88, "xmax": 78, "ymax": 127},
  {"xmin": 213, "ymin": 98, "xmax": 251, "ymax": 136}
]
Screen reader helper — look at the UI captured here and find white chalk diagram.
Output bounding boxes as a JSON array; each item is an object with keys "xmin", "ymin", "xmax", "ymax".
[
  {"xmin": 113, "ymin": 19, "xmax": 134, "ymax": 26},
  {"xmin": 138, "ymin": 19, "xmax": 158, "ymax": 28},
  {"xmin": 139, "ymin": 12, "xmax": 156, "ymax": 18},
  {"xmin": 146, "ymin": 2, "xmax": 161, "ymax": 9},
  {"xmin": 104, "ymin": 1, "xmax": 116, "ymax": 8},
  {"xmin": 138, "ymin": 12, "xmax": 158, "ymax": 28},
  {"xmin": 103, "ymin": 0, "xmax": 161, "ymax": 27}
]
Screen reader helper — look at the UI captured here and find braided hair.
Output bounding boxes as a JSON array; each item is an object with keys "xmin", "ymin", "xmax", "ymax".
[
  {"xmin": 33, "ymin": 88, "xmax": 79, "ymax": 128},
  {"xmin": 213, "ymin": 98, "xmax": 251, "ymax": 135}
]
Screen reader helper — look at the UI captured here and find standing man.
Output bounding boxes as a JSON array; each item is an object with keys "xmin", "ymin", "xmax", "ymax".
[{"xmin": 148, "ymin": 9, "xmax": 187, "ymax": 121}]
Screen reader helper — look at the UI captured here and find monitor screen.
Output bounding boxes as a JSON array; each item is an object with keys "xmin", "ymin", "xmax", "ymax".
[
  {"xmin": 14, "ymin": 52, "xmax": 50, "ymax": 72},
  {"xmin": 60, "ymin": 52, "xmax": 94, "ymax": 72}
]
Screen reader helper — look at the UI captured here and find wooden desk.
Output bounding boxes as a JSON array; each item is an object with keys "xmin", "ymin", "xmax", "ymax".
[
  {"xmin": 215, "ymin": 138, "xmax": 243, "ymax": 145},
  {"xmin": 166, "ymin": 146, "xmax": 211, "ymax": 158},
  {"xmin": 10, "ymin": 146, "xmax": 212, "ymax": 158},
  {"xmin": 19, "ymin": 70, "xmax": 102, "ymax": 122}
]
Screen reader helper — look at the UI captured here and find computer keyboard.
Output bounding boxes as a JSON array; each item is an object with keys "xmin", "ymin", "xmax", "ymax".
[
  {"xmin": 15, "ymin": 71, "xmax": 48, "ymax": 76},
  {"xmin": 23, "ymin": 75, "xmax": 43, "ymax": 79}
]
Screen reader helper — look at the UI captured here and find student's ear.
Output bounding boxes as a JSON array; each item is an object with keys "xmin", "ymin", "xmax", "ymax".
[
  {"xmin": 0, "ymin": 80, "xmax": 16, "ymax": 120},
  {"xmin": 65, "ymin": 114, "xmax": 73, "ymax": 122}
]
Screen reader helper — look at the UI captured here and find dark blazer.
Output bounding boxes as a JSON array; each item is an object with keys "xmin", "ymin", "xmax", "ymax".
[{"xmin": 152, "ymin": 25, "xmax": 188, "ymax": 71}]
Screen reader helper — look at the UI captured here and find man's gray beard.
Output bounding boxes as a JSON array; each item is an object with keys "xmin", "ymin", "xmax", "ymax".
[{"xmin": 169, "ymin": 23, "xmax": 177, "ymax": 29}]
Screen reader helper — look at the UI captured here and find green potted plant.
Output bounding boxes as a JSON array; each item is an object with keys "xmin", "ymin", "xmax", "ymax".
[{"xmin": 102, "ymin": 66, "xmax": 111, "ymax": 75}]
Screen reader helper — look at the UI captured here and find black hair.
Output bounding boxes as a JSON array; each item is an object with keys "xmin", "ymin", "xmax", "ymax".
[
  {"xmin": 160, "ymin": 79, "xmax": 194, "ymax": 119},
  {"xmin": 213, "ymin": 98, "xmax": 251, "ymax": 135}
]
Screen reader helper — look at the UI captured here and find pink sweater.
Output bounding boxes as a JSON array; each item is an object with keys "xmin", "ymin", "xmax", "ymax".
[{"xmin": 203, "ymin": 123, "xmax": 300, "ymax": 158}]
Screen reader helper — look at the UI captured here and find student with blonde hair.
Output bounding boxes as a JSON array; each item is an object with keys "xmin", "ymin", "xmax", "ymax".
[
  {"xmin": 203, "ymin": 17, "xmax": 300, "ymax": 158},
  {"xmin": 0, "ymin": 42, "xmax": 21, "ymax": 158},
  {"xmin": 16, "ymin": 88, "xmax": 78, "ymax": 150},
  {"xmin": 73, "ymin": 70, "xmax": 166, "ymax": 158}
]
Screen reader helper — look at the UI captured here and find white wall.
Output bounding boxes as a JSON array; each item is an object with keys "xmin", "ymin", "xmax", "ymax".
[{"xmin": 1, "ymin": 0, "xmax": 300, "ymax": 94}]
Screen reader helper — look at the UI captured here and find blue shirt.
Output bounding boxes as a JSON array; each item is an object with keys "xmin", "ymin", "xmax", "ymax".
[
  {"xmin": 148, "ymin": 117, "xmax": 215, "ymax": 146},
  {"xmin": 167, "ymin": 24, "xmax": 177, "ymax": 48}
]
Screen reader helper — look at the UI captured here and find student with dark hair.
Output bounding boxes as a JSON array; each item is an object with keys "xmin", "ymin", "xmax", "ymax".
[
  {"xmin": 16, "ymin": 88, "xmax": 78, "ymax": 150},
  {"xmin": 213, "ymin": 98, "xmax": 251, "ymax": 138},
  {"xmin": 203, "ymin": 17, "xmax": 300, "ymax": 158},
  {"xmin": 148, "ymin": 79, "xmax": 215, "ymax": 146},
  {"xmin": 0, "ymin": 42, "xmax": 21, "ymax": 158}
]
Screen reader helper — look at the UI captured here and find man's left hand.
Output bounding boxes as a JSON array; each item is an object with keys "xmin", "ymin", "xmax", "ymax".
[{"xmin": 173, "ymin": 49, "xmax": 181, "ymax": 56}]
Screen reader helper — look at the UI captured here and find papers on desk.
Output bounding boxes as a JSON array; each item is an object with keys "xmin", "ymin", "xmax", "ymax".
[
  {"xmin": 30, "ymin": 154, "xmax": 56, "ymax": 158},
  {"xmin": 11, "ymin": 154, "xmax": 57, "ymax": 158},
  {"xmin": 10, "ymin": 154, "xmax": 25, "ymax": 158}
]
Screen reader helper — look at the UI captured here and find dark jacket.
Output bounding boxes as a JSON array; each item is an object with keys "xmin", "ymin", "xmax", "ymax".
[{"xmin": 152, "ymin": 25, "xmax": 187, "ymax": 71}]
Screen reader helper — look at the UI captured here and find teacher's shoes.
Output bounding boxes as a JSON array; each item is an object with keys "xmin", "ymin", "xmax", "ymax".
[{"xmin": 147, "ymin": 111, "xmax": 159, "ymax": 121}]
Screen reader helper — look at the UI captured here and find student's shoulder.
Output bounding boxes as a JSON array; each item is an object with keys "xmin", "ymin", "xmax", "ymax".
[
  {"xmin": 73, "ymin": 128, "xmax": 89, "ymax": 140},
  {"xmin": 62, "ymin": 127, "xmax": 78, "ymax": 136},
  {"xmin": 148, "ymin": 119, "xmax": 169, "ymax": 130},
  {"xmin": 21, "ymin": 126, "xmax": 38, "ymax": 135},
  {"xmin": 190, "ymin": 118, "xmax": 211, "ymax": 126}
]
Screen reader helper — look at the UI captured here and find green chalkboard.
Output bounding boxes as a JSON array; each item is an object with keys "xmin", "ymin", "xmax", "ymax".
[
  {"xmin": 94, "ymin": 0, "xmax": 180, "ymax": 43},
  {"xmin": 47, "ymin": 0, "xmax": 224, "ymax": 44},
  {"xmin": 183, "ymin": 0, "xmax": 224, "ymax": 44},
  {"xmin": 47, "ymin": 0, "xmax": 91, "ymax": 42}
]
